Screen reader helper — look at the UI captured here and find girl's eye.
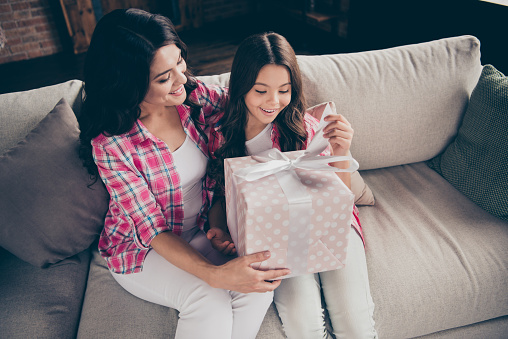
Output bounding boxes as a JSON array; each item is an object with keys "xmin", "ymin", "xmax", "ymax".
[
  {"xmin": 255, "ymin": 90, "xmax": 266, "ymax": 94},
  {"xmin": 279, "ymin": 90, "xmax": 290, "ymax": 94}
]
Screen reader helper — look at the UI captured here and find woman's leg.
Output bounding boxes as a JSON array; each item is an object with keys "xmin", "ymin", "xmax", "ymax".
[
  {"xmin": 111, "ymin": 249, "xmax": 234, "ymax": 339},
  {"xmin": 112, "ymin": 229, "xmax": 273, "ymax": 339},
  {"xmin": 188, "ymin": 230, "xmax": 275, "ymax": 339},
  {"xmin": 320, "ymin": 231, "xmax": 378, "ymax": 339},
  {"xmin": 273, "ymin": 273, "xmax": 330, "ymax": 339}
]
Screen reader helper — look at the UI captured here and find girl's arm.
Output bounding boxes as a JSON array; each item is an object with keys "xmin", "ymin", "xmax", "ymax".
[
  {"xmin": 323, "ymin": 114, "xmax": 354, "ymax": 189},
  {"xmin": 207, "ymin": 197, "xmax": 236, "ymax": 255}
]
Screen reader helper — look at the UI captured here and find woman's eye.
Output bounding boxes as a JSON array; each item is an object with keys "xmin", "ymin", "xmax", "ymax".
[
  {"xmin": 255, "ymin": 90, "xmax": 266, "ymax": 94},
  {"xmin": 159, "ymin": 75, "xmax": 170, "ymax": 83},
  {"xmin": 279, "ymin": 90, "xmax": 290, "ymax": 94}
]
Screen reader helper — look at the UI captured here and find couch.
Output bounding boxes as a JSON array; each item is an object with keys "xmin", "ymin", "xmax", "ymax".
[{"xmin": 1, "ymin": 35, "xmax": 507, "ymax": 339}]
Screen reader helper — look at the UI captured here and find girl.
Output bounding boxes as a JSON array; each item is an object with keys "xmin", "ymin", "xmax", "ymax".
[
  {"xmin": 78, "ymin": 10, "xmax": 289, "ymax": 339},
  {"xmin": 207, "ymin": 32, "xmax": 378, "ymax": 339}
]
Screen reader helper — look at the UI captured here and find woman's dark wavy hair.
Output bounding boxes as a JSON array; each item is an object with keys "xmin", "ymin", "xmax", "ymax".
[
  {"xmin": 79, "ymin": 8, "xmax": 202, "ymax": 181},
  {"xmin": 209, "ymin": 32, "xmax": 307, "ymax": 195}
]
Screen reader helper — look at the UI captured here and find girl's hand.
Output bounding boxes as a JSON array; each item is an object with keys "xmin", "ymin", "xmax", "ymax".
[
  {"xmin": 323, "ymin": 114, "xmax": 354, "ymax": 156},
  {"xmin": 210, "ymin": 251, "xmax": 291, "ymax": 293},
  {"xmin": 207, "ymin": 227, "xmax": 237, "ymax": 255}
]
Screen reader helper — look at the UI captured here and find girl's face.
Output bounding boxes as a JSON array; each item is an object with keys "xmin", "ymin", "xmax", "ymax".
[
  {"xmin": 142, "ymin": 44, "xmax": 187, "ymax": 109},
  {"xmin": 244, "ymin": 64, "xmax": 291, "ymax": 133}
]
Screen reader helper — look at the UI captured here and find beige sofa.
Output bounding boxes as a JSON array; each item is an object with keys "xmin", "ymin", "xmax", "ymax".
[{"xmin": 1, "ymin": 35, "xmax": 507, "ymax": 338}]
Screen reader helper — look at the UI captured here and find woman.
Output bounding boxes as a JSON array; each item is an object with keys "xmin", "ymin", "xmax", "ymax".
[
  {"xmin": 207, "ymin": 32, "xmax": 378, "ymax": 338},
  {"xmin": 78, "ymin": 9, "xmax": 289, "ymax": 339}
]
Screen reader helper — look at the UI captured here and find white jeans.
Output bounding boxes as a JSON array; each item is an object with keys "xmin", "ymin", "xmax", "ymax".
[
  {"xmin": 111, "ymin": 228, "xmax": 274, "ymax": 339},
  {"xmin": 274, "ymin": 230, "xmax": 378, "ymax": 339}
]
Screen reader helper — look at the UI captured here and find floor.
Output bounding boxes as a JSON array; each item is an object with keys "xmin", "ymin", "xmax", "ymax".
[{"xmin": 0, "ymin": 13, "xmax": 347, "ymax": 95}]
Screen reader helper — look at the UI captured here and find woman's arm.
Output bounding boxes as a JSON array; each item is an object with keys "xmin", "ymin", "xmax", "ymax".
[
  {"xmin": 94, "ymin": 139, "xmax": 287, "ymax": 292},
  {"xmin": 151, "ymin": 231, "xmax": 289, "ymax": 293},
  {"xmin": 195, "ymin": 81, "xmax": 229, "ymax": 124}
]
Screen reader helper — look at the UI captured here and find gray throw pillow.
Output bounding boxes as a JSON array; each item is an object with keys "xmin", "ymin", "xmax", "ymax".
[
  {"xmin": 428, "ymin": 65, "xmax": 508, "ymax": 221},
  {"xmin": 0, "ymin": 98, "xmax": 109, "ymax": 267}
]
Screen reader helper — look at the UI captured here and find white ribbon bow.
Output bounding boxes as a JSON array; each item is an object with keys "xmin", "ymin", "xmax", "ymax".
[{"xmin": 234, "ymin": 103, "xmax": 359, "ymax": 182}]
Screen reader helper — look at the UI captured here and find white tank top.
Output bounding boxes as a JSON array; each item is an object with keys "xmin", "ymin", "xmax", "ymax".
[
  {"xmin": 172, "ymin": 136, "xmax": 208, "ymax": 232},
  {"xmin": 245, "ymin": 123, "xmax": 273, "ymax": 155}
]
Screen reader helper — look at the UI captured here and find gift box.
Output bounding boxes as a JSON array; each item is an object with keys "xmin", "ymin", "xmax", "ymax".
[{"xmin": 225, "ymin": 149, "xmax": 357, "ymax": 278}]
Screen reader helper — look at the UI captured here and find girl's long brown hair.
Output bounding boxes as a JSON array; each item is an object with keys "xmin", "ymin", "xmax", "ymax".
[{"xmin": 208, "ymin": 32, "xmax": 307, "ymax": 196}]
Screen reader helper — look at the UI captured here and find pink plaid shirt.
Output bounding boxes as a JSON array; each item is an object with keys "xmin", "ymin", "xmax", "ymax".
[
  {"xmin": 208, "ymin": 112, "xmax": 363, "ymax": 241},
  {"xmin": 93, "ymin": 81, "xmax": 227, "ymax": 274}
]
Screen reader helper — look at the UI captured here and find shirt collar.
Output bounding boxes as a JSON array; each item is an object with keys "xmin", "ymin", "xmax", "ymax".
[{"xmin": 129, "ymin": 120, "xmax": 157, "ymax": 146}]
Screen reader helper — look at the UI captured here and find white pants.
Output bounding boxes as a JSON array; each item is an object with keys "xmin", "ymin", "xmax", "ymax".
[
  {"xmin": 112, "ymin": 228, "xmax": 274, "ymax": 339},
  {"xmin": 274, "ymin": 230, "xmax": 378, "ymax": 339}
]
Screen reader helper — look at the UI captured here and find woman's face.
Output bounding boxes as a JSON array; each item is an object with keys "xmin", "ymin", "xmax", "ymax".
[
  {"xmin": 244, "ymin": 64, "xmax": 292, "ymax": 133},
  {"xmin": 142, "ymin": 44, "xmax": 187, "ymax": 108}
]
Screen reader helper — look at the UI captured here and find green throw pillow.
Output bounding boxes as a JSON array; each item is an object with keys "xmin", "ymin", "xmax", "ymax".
[{"xmin": 428, "ymin": 65, "xmax": 508, "ymax": 221}]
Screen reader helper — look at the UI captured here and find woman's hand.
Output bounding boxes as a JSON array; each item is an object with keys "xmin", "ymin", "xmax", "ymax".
[
  {"xmin": 152, "ymin": 232, "xmax": 289, "ymax": 294},
  {"xmin": 209, "ymin": 251, "xmax": 291, "ymax": 293},
  {"xmin": 323, "ymin": 114, "xmax": 354, "ymax": 156},
  {"xmin": 207, "ymin": 227, "xmax": 236, "ymax": 255}
]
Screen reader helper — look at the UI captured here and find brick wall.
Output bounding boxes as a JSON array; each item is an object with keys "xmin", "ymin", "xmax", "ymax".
[
  {"xmin": 0, "ymin": 0, "xmax": 256, "ymax": 65},
  {"xmin": 0, "ymin": 0, "xmax": 63, "ymax": 64}
]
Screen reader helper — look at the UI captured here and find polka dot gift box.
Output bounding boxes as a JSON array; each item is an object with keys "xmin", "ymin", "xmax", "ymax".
[{"xmin": 225, "ymin": 147, "xmax": 359, "ymax": 279}]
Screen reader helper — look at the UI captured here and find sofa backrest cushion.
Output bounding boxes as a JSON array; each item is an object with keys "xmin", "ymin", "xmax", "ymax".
[
  {"xmin": 296, "ymin": 35, "xmax": 483, "ymax": 170},
  {"xmin": 198, "ymin": 36, "xmax": 482, "ymax": 171},
  {"xmin": 0, "ymin": 80, "xmax": 83, "ymax": 155}
]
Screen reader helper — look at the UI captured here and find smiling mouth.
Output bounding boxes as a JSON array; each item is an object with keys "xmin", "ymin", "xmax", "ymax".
[
  {"xmin": 170, "ymin": 85, "xmax": 184, "ymax": 95},
  {"xmin": 260, "ymin": 108, "xmax": 277, "ymax": 114}
]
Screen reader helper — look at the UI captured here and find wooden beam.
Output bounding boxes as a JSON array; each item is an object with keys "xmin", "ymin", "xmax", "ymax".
[{"xmin": 60, "ymin": 0, "xmax": 97, "ymax": 54}]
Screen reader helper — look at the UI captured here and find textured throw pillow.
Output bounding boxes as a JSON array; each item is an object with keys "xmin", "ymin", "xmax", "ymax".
[
  {"xmin": 306, "ymin": 101, "xmax": 375, "ymax": 206},
  {"xmin": 0, "ymin": 98, "xmax": 110, "ymax": 267},
  {"xmin": 428, "ymin": 65, "xmax": 508, "ymax": 221}
]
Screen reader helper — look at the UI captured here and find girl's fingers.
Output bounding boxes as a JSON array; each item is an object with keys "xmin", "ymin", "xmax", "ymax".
[
  {"xmin": 323, "ymin": 120, "xmax": 353, "ymax": 135},
  {"xmin": 324, "ymin": 114, "xmax": 351, "ymax": 125},
  {"xmin": 324, "ymin": 128, "xmax": 353, "ymax": 140},
  {"xmin": 328, "ymin": 136, "xmax": 352, "ymax": 148}
]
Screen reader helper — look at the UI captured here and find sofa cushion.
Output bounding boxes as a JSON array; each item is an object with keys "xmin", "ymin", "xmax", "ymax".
[
  {"xmin": 359, "ymin": 162, "xmax": 508, "ymax": 338},
  {"xmin": 413, "ymin": 315, "xmax": 508, "ymax": 339},
  {"xmin": 0, "ymin": 247, "xmax": 90, "ymax": 339},
  {"xmin": 296, "ymin": 35, "xmax": 483, "ymax": 170},
  {"xmin": 0, "ymin": 98, "xmax": 109, "ymax": 267},
  {"xmin": 77, "ymin": 247, "xmax": 288, "ymax": 338},
  {"xmin": 0, "ymin": 79, "xmax": 84, "ymax": 154},
  {"xmin": 428, "ymin": 65, "xmax": 508, "ymax": 221}
]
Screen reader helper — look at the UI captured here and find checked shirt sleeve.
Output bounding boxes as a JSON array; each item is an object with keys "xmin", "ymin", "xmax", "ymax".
[
  {"xmin": 195, "ymin": 81, "xmax": 228, "ymax": 122},
  {"xmin": 93, "ymin": 141, "xmax": 169, "ymax": 250}
]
